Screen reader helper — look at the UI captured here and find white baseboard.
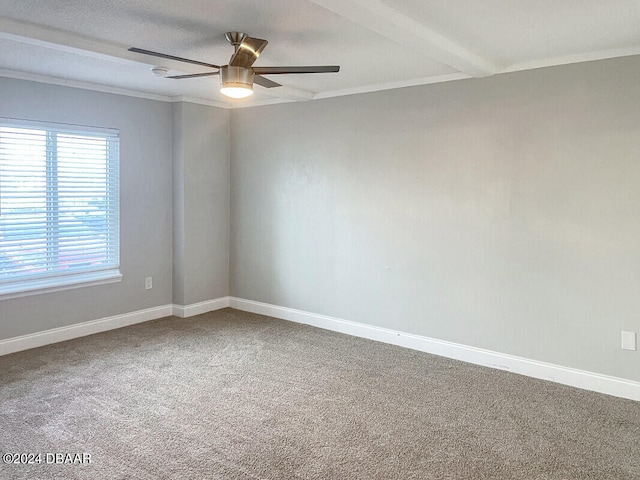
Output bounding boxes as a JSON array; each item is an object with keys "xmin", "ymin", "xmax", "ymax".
[
  {"xmin": 0, "ymin": 304, "xmax": 173, "ymax": 357},
  {"xmin": 172, "ymin": 297, "xmax": 230, "ymax": 318},
  {"xmin": 228, "ymin": 297, "xmax": 640, "ymax": 402},
  {"xmin": 4, "ymin": 296, "xmax": 637, "ymax": 401},
  {"xmin": 0, "ymin": 296, "xmax": 231, "ymax": 356}
]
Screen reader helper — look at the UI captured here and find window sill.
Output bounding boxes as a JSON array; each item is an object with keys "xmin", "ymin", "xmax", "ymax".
[{"xmin": 0, "ymin": 270, "xmax": 123, "ymax": 301}]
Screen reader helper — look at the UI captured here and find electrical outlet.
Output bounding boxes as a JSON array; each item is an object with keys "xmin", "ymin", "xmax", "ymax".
[
  {"xmin": 621, "ymin": 331, "xmax": 637, "ymax": 351},
  {"xmin": 145, "ymin": 276, "xmax": 153, "ymax": 290}
]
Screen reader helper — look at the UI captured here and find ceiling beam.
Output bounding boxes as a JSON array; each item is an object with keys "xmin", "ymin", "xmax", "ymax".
[{"xmin": 307, "ymin": 0, "xmax": 496, "ymax": 77}]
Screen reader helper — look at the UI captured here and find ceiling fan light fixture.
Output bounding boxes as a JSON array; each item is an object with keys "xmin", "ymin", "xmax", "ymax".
[
  {"xmin": 220, "ymin": 65, "xmax": 254, "ymax": 98},
  {"xmin": 220, "ymin": 85, "xmax": 253, "ymax": 98}
]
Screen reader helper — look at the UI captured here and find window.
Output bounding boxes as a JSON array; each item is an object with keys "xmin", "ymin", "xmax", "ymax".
[{"xmin": 0, "ymin": 118, "xmax": 120, "ymax": 299}]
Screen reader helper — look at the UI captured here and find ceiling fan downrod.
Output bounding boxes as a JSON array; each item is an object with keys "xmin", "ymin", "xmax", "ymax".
[{"xmin": 225, "ymin": 32, "xmax": 248, "ymax": 52}]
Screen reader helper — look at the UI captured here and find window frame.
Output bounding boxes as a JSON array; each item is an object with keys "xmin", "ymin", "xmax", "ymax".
[{"xmin": 0, "ymin": 118, "xmax": 121, "ymax": 300}]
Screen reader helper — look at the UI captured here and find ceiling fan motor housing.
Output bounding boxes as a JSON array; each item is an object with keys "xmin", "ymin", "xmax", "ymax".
[{"xmin": 220, "ymin": 65, "xmax": 254, "ymax": 88}]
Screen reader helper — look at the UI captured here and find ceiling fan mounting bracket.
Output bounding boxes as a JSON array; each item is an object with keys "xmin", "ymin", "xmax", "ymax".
[{"xmin": 225, "ymin": 32, "xmax": 248, "ymax": 51}]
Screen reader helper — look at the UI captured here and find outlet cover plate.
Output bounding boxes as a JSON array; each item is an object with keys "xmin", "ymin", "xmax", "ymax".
[{"xmin": 621, "ymin": 331, "xmax": 637, "ymax": 351}]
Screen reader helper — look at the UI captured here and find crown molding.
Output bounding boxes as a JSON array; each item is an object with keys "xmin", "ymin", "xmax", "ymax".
[
  {"xmin": 0, "ymin": 69, "xmax": 172, "ymax": 102},
  {"xmin": 503, "ymin": 45, "xmax": 640, "ymax": 74},
  {"xmin": 314, "ymin": 72, "xmax": 470, "ymax": 99},
  {"xmin": 170, "ymin": 96, "xmax": 229, "ymax": 109}
]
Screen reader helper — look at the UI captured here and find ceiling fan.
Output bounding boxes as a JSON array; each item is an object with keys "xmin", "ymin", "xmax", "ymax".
[{"xmin": 129, "ymin": 32, "xmax": 340, "ymax": 99}]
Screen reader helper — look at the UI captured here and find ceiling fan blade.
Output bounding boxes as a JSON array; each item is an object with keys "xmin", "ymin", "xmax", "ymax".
[
  {"xmin": 253, "ymin": 75, "xmax": 281, "ymax": 88},
  {"xmin": 166, "ymin": 72, "xmax": 220, "ymax": 79},
  {"xmin": 252, "ymin": 66, "xmax": 340, "ymax": 74},
  {"xmin": 229, "ymin": 37, "xmax": 268, "ymax": 68},
  {"xmin": 129, "ymin": 47, "xmax": 220, "ymax": 69}
]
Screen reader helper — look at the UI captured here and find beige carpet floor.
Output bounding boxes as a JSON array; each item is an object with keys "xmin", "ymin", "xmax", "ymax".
[{"xmin": 0, "ymin": 308, "xmax": 639, "ymax": 479}]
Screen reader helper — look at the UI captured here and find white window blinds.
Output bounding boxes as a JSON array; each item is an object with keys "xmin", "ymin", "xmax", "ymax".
[{"xmin": 0, "ymin": 118, "xmax": 120, "ymax": 298}]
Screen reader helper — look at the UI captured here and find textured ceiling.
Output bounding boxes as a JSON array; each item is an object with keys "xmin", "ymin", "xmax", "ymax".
[{"xmin": 0, "ymin": 0, "xmax": 639, "ymax": 108}]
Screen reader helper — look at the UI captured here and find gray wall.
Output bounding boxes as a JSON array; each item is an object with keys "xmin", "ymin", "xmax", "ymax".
[
  {"xmin": 0, "ymin": 77, "xmax": 173, "ymax": 339},
  {"xmin": 2, "ymin": 56, "xmax": 639, "ymax": 383},
  {"xmin": 172, "ymin": 102, "xmax": 230, "ymax": 305},
  {"xmin": 0, "ymin": 80, "xmax": 230, "ymax": 340},
  {"xmin": 230, "ymin": 56, "xmax": 640, "ymax": 382}
]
